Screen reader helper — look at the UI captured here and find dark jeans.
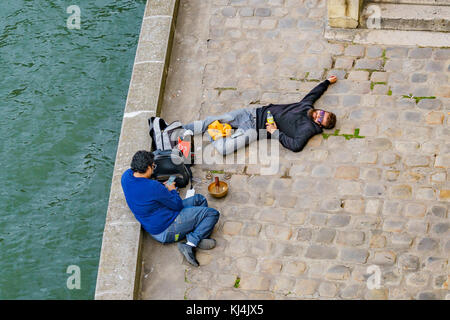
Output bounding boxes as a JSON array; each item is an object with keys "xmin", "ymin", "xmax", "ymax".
[{"xmin": 150, "ymin": 194, "xmax": 220, "ymax": 246}]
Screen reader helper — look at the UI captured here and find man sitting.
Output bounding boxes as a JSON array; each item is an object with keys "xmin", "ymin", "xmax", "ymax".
[
  {"xmin": 183, "ymin": 76, "xmax": 338, "ymax": 155},
  {"xmin": 121, "ymin": 150, "xmax": 220, "ymax": 267}
]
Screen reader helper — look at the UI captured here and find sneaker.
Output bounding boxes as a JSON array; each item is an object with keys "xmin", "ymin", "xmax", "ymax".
[
  {"xmin": 177, "ymin": 242, "xmax": 199, "ymax": 267},
  {"xmin": 197, "ymin": 238, "xmax": 216, "ymax": 250}
]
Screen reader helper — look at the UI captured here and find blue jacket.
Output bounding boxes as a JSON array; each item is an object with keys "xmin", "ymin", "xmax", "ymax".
[{"xmin": 121, "ymin": 169, "xmax": 183, "ymax": 234}]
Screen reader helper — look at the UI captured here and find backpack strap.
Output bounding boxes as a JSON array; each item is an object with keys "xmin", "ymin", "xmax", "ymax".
[
  {"xmin": 186, "ymin": 164, "xmax": 194, "ymax": 189},
  {"xmin": 162, "ymin": 129, "xmax": 171, "ymax": 151},
  {"xmin": 148, "ymin": 117, "xmax": 154, "ymax": 131},
  {"xmin": 163, "ymin": 121, "xmax": 183, "ymax": 150},
  {"xmin": 152, "ymin": 117, "xmax": 165, "ymax": 150},
  {"xmin": 148, "ymin": 117, "xmax": 156, "ymax": 151},
  {"xmin": 165, "ymin": 121, "xmax": 183, "ymax": 132}
]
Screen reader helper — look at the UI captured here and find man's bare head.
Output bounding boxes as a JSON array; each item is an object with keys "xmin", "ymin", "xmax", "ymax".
[{"xmin": 308, "ymin": 109, "xmax": 336, "ymax": 129}]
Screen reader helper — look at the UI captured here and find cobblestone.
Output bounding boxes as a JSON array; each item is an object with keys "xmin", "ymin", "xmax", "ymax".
[
  {"xmin": 348, "ymin": 71, "xmax": 369, "ymax": 81},
  {"xmin": 223, "ymin": 221, "xmax": 243, "ymax": 235},
  {"xmin": 340, "ymin": 248, "xmax": 369, "ymax": 263},
  {"xmin": 407, "ymin": 220, "xmax": 429, "ymax": 234},
  {"xmin": 139, "ymin": 0, "xmax": 450, "ymax": 300},
  {"xmin": 239, "ymin": 275, "xmax": 271, "ymax": 291},
  {"xmin": 366, "ymin": 46, "xmax": 383, "ymax": 58},
  {"xmin": 337, "ymin": 231, "xmax": 365, "ymax": 246},
  {"xmin": 345, "ymin": 45, "xmax": 365, "ymax": 57},
  {"xmin": 354, "ymin": 59, "xmax": 384, "ymax": 71},
  {"xmin": 326, "ymin": 265, "xmax": 351, "ymax": 281},
  {"xmin": 366, "ymin": 289, "xmax": 389, "ymax": 300},
  {"xmin": 371, "ymin": 251, "xmax": 396, "ymax": 265},
  {"xmin": 340, "ymin": 284, "xmax": 362, "ymax": 299},
  {"xmin": 382, "ymin": 201, "xmax": 401, "ymax": 216},
  {"xmin": 260, "ymin": 259, "xmax": 282, "ymax": 274},
  {"xmin": 318, "ymin": 282, "xmax": 338, "ymax": 298},
  {"xmin": 335, "ymin": 166, "xmax": 360, "ymax": 180},
  {"xmin": 282, "ymin": 261, "xmax": 306, "ymax": 276},
  {"xmin": 327, "ymin": 215, "xmax": 351, "ymax": 228},
  {"xmin": 294, "ymin": 279, "xmax": 318, "ymax": 296},
  {"xmin": 305, "ymin": 245, "xmax": 338, "ymax": 260},
  {"xmin": 272, "ymin": 277, "xmax": 295, "ymax": 293},
  {"xmin": 405, "ymin": 203, "xmax": 426, "ymax": 218},
  {"xmin": 370, "ymin": 234, "xmax": 386, "ymax": 248},
  {"xmin": 417, "ymin": 98, "xmax": 442, "ymax": 110},
  {"xmin": 236, "ymin": 256, "xmax": 258, "ymax": 272},
  {"xmin": 417, "ymin": 292, "xmax": 438, "ymax": 300},
  {"xmin": 424, "ymin": 257, "xmax": 448, "ymax": 273},
  {"xmin": 417, "ymin": 238, "xmax": 439, "ymax": 251},
  {"xmin": 315, "ymin": 228, "xmax": 336, "ymax": 244},
  {"xmin": 335, "ymin": 57, "xmax": 354, "ymax": 69},
  {"xmin": 296, "ymin": 228, "xmax": 312, "ymax": 242},
  {"xmin": 406, "ymin": 272, "xmax": 430, "ymax": 287}
]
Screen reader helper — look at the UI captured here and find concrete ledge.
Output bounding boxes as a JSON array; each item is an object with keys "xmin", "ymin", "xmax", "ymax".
[
  {"xmin": 369, "ymin": 0, "xmax": 449, "ymax": 5},
  {"xmin": 95, "ymin": 0, "xmax": 180, "ymax": 300},
  {"xmin": 324, "ymin": 27, "xmax": 450, "ymax": 47},
  {"xmin": 328, "ymin": 0, "xmax": 364, "ymax": 29},
  {"xmin": 361, "ymin": 2, "xmax": 450, "ymax": 32}
]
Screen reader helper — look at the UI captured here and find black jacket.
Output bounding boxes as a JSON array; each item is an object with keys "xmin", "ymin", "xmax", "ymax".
[{"xmin": 256, "ymin": 80, "xmax": 330, "ymax": 152}]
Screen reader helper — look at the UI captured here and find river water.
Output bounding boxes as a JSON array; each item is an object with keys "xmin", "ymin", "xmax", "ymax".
[{"xmin": 0, "ymin": 0, "xmax": 145, "ymax": 299}]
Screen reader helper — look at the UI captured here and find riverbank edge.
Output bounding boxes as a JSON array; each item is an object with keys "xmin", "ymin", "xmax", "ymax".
[{"xmin": 94, "ymin": 0, "xmax": 180, "ymax": 300}]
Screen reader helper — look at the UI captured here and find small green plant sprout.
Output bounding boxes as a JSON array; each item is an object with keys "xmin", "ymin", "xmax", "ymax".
[{"xmin": 234, "ymin": 277, "xmax": 241, "ymax": 288}]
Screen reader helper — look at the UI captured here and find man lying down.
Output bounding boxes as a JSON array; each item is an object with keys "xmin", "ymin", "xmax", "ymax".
[{"xmin": 183, "ymin": 76, "xmax": 338, "ymax": 155}]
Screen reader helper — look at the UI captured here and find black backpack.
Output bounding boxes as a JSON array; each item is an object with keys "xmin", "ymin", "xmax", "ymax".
[
  {"xmin": 151, "ymin": 149, "xmax": 193, "ymax": 189},
  {"xmin": 148, "ymin": 117, "xmax": 194, "ymax": 189}
]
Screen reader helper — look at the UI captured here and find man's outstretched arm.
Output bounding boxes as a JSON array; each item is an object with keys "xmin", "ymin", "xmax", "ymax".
[{"xmin": 300, "ymin": 76, "xmax": 337, "ymax": 105}]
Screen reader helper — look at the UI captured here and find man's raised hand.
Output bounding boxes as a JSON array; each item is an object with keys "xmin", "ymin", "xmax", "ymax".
[{"xmin": 328, "ymin": 76, "xmax": 337, "ymax": 84}]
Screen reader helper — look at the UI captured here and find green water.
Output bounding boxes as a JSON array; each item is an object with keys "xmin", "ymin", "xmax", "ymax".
[{"xmin": 0, "ymin": 0, "xmax": 146, "ymax": 299}]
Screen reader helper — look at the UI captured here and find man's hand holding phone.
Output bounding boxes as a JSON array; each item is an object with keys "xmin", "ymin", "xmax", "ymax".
[{"xmin": 164, "ymin": 176, "xmax": 177, "ymax": 191}]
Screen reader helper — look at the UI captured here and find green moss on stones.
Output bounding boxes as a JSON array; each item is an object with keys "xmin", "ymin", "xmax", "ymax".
[
  {"xmin": 381, "ymin": 49, "xmax": 387, "ymax": 66},
  {"xmin": 402, "ymin": 93, "xmax": 436, "ymax": 104},
  {"xmin": 370, "ymin": 81, "xmax": 387, "ymax": 90},
  {"xmin": 323, "ymin": 128, "xmax": 365, "ymax": 140}
]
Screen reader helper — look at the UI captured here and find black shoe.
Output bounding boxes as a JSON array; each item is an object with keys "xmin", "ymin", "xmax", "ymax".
[
  {"xmin": 197, "ymin": 238, "xmax": 216, "ymax": 250},
  {"xmin": 177, "ymin": 243, "xmax": 199, "ymax": 267}
]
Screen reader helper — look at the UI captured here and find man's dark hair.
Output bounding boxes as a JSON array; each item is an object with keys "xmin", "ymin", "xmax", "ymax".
[
  {"xmin": 130, "ymin": 150, "xmax": 154, "ymax": 173},
  {"xmin": 324, "ymin": 112, "xmax": 337, "ymax": 129}
]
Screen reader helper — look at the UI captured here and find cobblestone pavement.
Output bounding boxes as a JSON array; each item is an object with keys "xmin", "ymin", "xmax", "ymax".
[{"xmin": 140, "ymin": 0, "xmax": 449, "ymax": 300}]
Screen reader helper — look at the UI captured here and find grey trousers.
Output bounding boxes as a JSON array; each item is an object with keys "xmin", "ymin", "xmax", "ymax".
[{"xmin": 183, "ymin": 108, "xmax": 261, "ymax": 156}]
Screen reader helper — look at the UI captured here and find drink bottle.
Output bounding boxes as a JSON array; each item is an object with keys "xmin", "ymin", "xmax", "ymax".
[{"xmin": 266, "ymin": 111, "xmax": 274, "ymax": 124}]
